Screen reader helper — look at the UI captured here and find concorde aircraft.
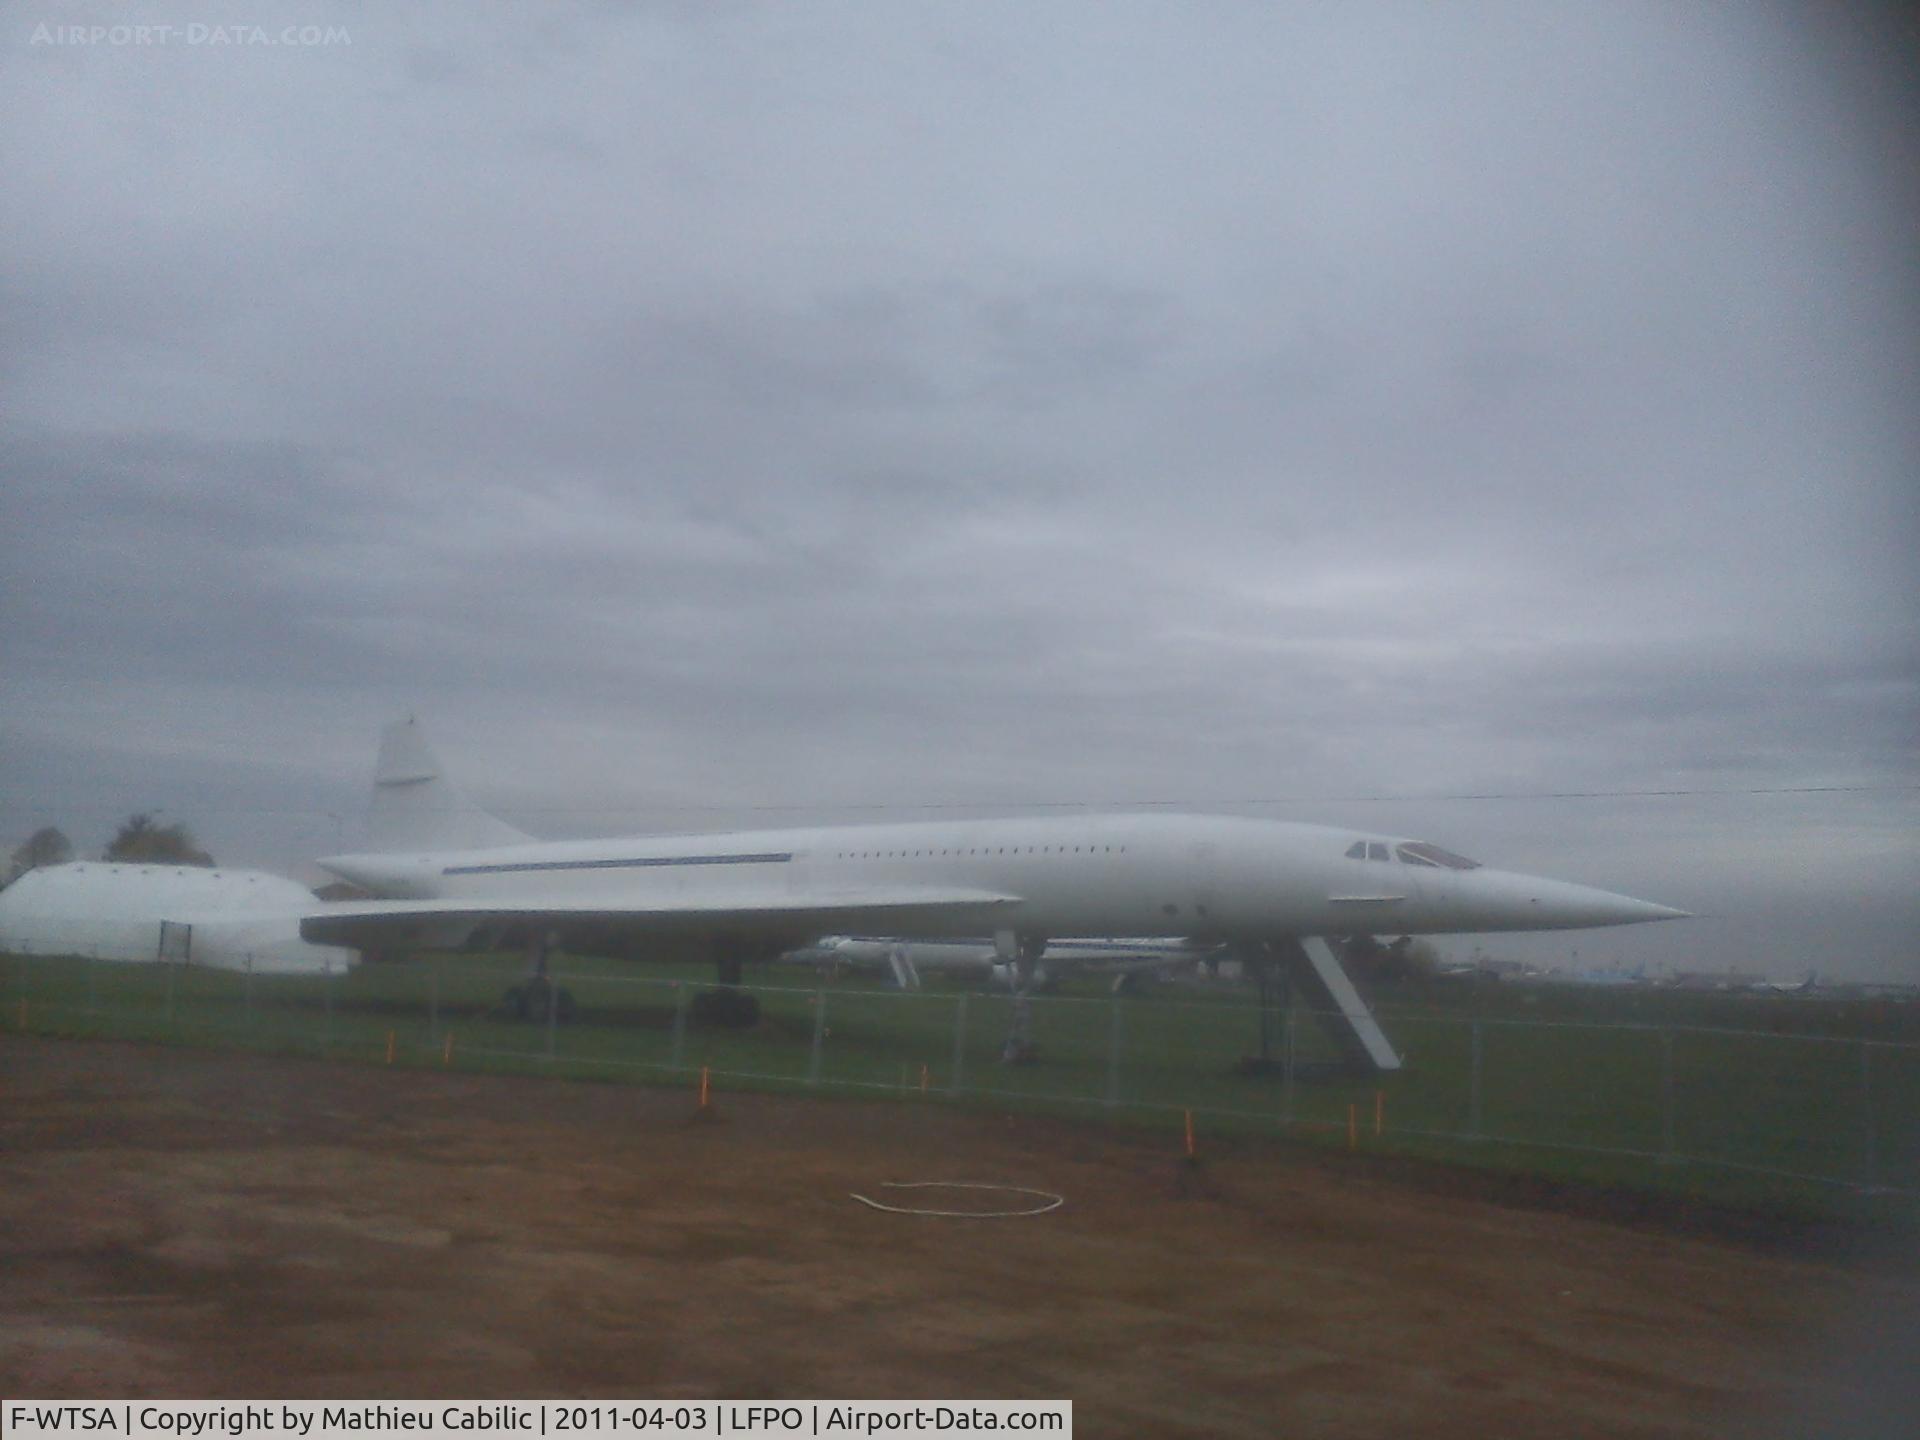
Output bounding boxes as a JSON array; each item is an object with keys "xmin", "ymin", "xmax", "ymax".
[{"xmin": 302, "ymin": 719, "xmax": 1686, "ymax": 1062}]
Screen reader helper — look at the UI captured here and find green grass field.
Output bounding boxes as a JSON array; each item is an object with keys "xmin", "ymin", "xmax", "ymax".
[{"xmin": 5, "ymin": 948, "xmax": 1915, "ymax": 1228}]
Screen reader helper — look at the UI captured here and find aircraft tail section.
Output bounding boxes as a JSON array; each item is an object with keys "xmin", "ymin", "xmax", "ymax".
[{"xmin": 369, "ymin": 717, "xmax": 532, "ymax": 853}]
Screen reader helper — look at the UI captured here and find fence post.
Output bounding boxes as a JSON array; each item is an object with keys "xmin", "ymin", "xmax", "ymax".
[
  {"xmin": 1861, "ymin": 1040, "xmax": 1878, "ymax": 1190},
  {"xmin": 164, "ymin": 956, "xmax": 176, "ymax": 1030},
  {"xmin": 323, "ymin": 965, "xmax": 334, "ymax": 1049},
  {"xmin": 807, "ymin": 989, "xmax": 828, "ymax": 1087},
  {"xmin": 1105, "ymin": 997, "xmax": 1124, "ymax": 1109},
  {"xmin": 244, "ymin": 954, "xmax": 255, "ymax": 1026},
  {"xmin": 1282, "ymin": 998, "xmax": 1297, "ymax": 1126},
  {"xmin": 669, "ymin": 982, "xmax": 688, "ymax": 1072},
  {"xmin": 1468, "ymin": 1020, "xmax": 1484, "ymax": 1141},
  {"xmin": 87, "ymin": 947, "xmax": 98, "ymax": 1016},
  {"xmin": 544, "ymin": 972, "xmax": 559, "ymax": 1061},
  {"xmin": 429, "ymin": 956, "xmax": 440, "ymax": 1041},
  {"xmin": 948, "ymin": 993, "xmax": 969, "ymax": 1095},
  {"xmin": 1660, "ymin": 1030, "xmax": 1676, "ymax": 1162}
]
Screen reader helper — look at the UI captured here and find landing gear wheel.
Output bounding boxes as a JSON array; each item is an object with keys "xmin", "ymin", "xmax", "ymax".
[
  {"xmin": 691, "ymin": 988, "xmax": 760, "ymax": 1028},
  {"xmin": 503, "ymin": 977, "xmax": 576, "ymax": 1023}
]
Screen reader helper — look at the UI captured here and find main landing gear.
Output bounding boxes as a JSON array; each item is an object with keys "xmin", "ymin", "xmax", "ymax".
[
  {"xmin": 691, "ymin": 938, "xmax": 763, "ymax": 1029},
  {"xmin": 501, "ymin": 930, "xmax": 578, "ymax": 1023}
]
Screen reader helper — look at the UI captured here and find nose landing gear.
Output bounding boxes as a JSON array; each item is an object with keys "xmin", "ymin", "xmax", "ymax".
[{"xmin": 996, "ymin": 930, "xmax": 1048, "ymax": 1063}]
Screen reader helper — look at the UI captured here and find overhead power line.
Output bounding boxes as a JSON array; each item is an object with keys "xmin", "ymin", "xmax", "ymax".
[
  {"xmin": 508, "ymin": 782, "xmax": 1920, "ymax": 812},
  {"xmin": 2, "ymin": 782, "xmax": 1915, "ymax": 818}
]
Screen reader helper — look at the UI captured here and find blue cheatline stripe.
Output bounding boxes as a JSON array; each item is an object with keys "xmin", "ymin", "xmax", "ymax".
[{"xmin": 443, "ymin": 851, "xmax": 793, "ymax": 877}]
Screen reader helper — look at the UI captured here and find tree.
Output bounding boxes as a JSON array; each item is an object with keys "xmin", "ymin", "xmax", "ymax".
[
  {"xmin": 103, "ymin": 813, "xmax": 214, "ymax": 867},
  {"xmin": 7, "ymin": 826, "xmax": 72, "ymax": 885}
]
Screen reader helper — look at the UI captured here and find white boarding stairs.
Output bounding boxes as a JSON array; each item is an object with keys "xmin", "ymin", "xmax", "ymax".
[
  {"xmin": 886, "ymin": 942, "xmax": 923, "ymax": 991},
  {"xmin": 1283, "ymin": 936, "xmax": 1404, "ymax": 1072}
]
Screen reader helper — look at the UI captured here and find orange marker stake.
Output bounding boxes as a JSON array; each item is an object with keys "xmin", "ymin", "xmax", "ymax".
[
  {"xmin": 698, "ymin": 1065, "xmax": 711, "ymax": 1110},
  {"xmin": 1183, "ymin": 1108, "xmax": 1196, "ymax": 1159},
  {"xmin": 17, "ymin": 999, "xmax": 26, "ymax": 1032},
  {"xmin": 1375, "ymin": 1089, "xmax": 1384, "ymax": 1137},
  {"xmin": 1347, "ymin": 1102, "xmax": 1357, "ymax": 1150},
  {"xmin": 385, "ymin": 1030, "xmax": 395, "ymax": 1066},
  {"xmin": 919, "ymin": 1063, "xmax": 929, "ymax": 1095},
  {"xmin": 442, "ymin": 1033, "xmax": 454, "ymax": 1067}
]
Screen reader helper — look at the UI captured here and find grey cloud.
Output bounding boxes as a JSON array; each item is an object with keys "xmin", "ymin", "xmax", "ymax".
[{"xmin": 0, "ymin": 1, "xmax": 1913, "ymax": 978}]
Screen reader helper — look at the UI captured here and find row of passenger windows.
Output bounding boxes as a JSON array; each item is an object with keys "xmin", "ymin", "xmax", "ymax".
[
  {"xmin": 1345, "ymin": 839, "xmax": 1482, "ymax": 870},
  {"xmin": 834, "ymin": 845, "xmax": 1127, "ymax": 860}
]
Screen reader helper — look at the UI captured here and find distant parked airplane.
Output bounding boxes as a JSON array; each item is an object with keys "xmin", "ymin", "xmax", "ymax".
[
  {"xmin": 303, "ymin": 719, "xmax": 1688, "ymax": 1063},
  {"xmin": 1540, "ymin": 963, "xmax": 1649, "ymax": 988}
]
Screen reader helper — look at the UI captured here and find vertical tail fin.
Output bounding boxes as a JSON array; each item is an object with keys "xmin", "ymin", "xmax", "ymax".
[{"xmin": 368, "ymin": 717, "xmax": 532, "ymax": 853}]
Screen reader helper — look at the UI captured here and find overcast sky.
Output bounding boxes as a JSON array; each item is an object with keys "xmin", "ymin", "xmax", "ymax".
[{"xmin": 2, "ymin": 2, "xmax": 1914, "ymax": 979}]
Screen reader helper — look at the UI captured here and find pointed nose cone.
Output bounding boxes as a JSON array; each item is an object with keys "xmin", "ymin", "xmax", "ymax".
[
  {"xmin": 1525, "ymin": 878, "xmax": 1691, "ymax": 929},
  {"xmin": 1592, "ymin": 894, "xmax": 1691, "ymax": 924},
  {"xmin": 1461, "ymin": 871, "xmax": 1691, "ymax": 931}
]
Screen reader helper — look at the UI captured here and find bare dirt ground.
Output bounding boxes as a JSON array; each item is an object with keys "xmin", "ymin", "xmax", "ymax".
[{"xmin": 2, "ymin": 1035, "xmax": 1915, "ymax": 1438}]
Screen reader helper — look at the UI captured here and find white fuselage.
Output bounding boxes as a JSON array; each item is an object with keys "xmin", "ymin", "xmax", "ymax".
[{"xmin": 321, "ymin": 812, "xmax": 1681, "ymax": 943}]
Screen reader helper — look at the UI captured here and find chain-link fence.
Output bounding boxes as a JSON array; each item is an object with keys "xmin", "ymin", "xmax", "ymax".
[{"xmin": 4, "ymin": 946, "xmax": 1914, "ymax": 1204}]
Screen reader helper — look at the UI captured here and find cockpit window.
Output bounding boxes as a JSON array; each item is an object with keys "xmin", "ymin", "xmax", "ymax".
[
  {"xmin": 1367, "ymin": 842, "xmax": 1389, "ymax": 861},
  {"xmin": 1346, "ymin": 840, "xmax": 1392, "ymax": 861},
  {"xmin": 1345, "ymin": 841, "xmax": 1366, "ymax": 859},
  {"xmin": 1396, "ymin": 841, "xmax": 1481, "ymax": 870}
]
